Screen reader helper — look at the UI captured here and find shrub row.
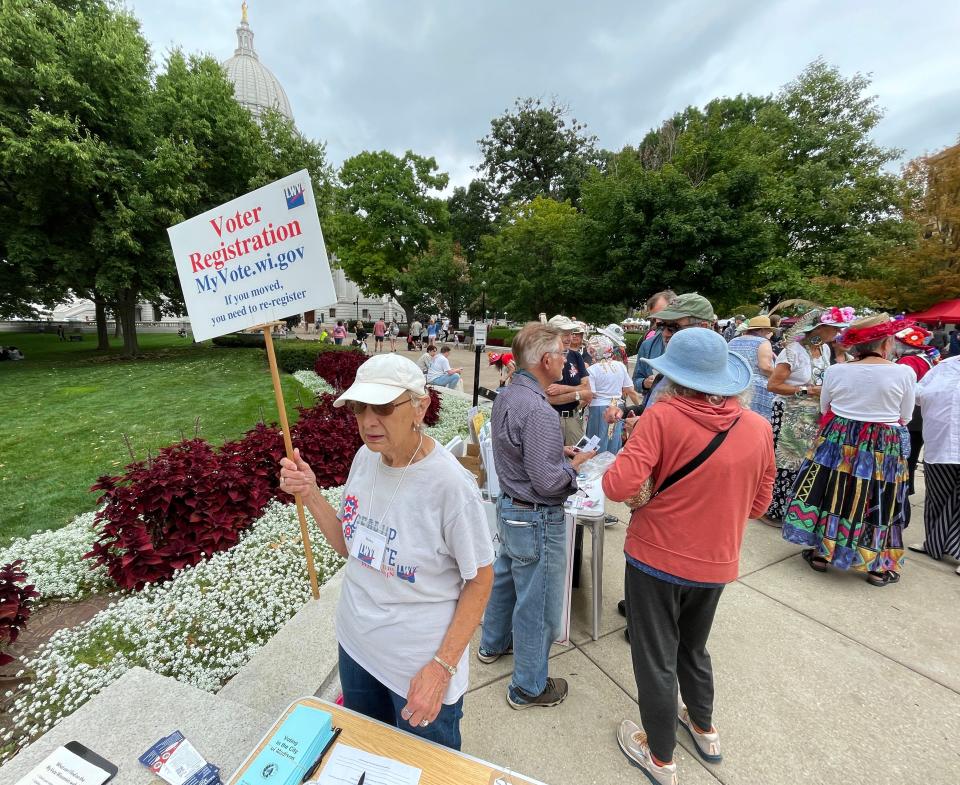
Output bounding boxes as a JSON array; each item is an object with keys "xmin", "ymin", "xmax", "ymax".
[
  {"xmin": 275, "ymin": 342, "xmax": 362, "ymax": 373},
  {"xmin": 211, "ymin": 333, "xmax": 269, "ymax": 348}
]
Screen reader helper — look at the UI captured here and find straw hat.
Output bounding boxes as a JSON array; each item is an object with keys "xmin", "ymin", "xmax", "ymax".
[{"xmin": 746, "ymin": 315, "xmax": 772, "ymax": 330}]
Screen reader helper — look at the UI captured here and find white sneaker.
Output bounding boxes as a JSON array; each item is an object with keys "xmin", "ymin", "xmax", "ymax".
[
  {"xmin": 616, "ymin": 720, "xmax": 678, "ymax": 785},
  {"xmin": 677, "ymin": 703, "xmax": 722, "ymax": 763}
]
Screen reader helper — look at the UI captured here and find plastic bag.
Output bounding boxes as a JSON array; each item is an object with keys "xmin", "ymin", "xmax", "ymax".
[{"xmin": 576, "ymin": 451, "xmax": 618, "ymax": 483}]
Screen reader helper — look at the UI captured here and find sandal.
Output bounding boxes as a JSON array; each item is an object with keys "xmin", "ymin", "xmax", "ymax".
[
  {"xmin": 801, "ymin": 549, "xmax": 828, "ymax": 572},
  {"xmin": 867, "ymin": 571, "xmax": 900, "ymax": 587}
]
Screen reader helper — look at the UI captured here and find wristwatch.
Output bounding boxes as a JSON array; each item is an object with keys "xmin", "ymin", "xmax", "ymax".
[
  {"xmin": 574, "ymin": 391, "xmax": 581, "ymax": 402},
  {"xmin": 795, "ymin": 385, "xmax": 809, "ymax": 397}
]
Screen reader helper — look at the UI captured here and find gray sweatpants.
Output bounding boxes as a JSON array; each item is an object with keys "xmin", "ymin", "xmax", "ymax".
[{"xmin": 624, "ymin": 563, "xmax": 724, "ymax": 762}]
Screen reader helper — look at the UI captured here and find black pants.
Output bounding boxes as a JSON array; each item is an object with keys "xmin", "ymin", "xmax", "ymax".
[{"xmin": 625, "ymin": 563, "xmax": 724, "ymax": 763}]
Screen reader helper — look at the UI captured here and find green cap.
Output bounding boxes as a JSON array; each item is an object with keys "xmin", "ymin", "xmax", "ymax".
[{"xmin": 654, "ymin": 293, "xmax": 716, "ymax": 322}]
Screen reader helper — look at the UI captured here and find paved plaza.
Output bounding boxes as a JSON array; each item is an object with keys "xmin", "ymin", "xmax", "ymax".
[{"xmin": 461, "ymin": 483, "xmax": 960, "ymax": 785}]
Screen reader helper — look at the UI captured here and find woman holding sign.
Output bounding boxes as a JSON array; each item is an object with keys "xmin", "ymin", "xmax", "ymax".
[{"xmin": 279, "ymin": 354, "xmax": 494, "ymax": 750}]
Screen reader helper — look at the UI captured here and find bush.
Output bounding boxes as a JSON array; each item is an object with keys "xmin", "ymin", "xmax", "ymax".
[
  {"xmin": 291, "ymin": 394, "xmax": 363, "ymax": 488},
  {"xmin": 211, "ymin": 333, "xmax": 268, "ymax": 349},
  {"xmin": 87, "ymin": 438, "xmax": 278, "ymax": 590},
  {"xmin": 314, "ymin": 349, "xmax": 368, "ymax": 391},
  {"xmin": 276, "ymin": 342, "xmax": 361, "ymax": 374},
  {"xmin": 423, "ymin": 388, "xmax": 442, "ymax": 426},
  {"xmin": 0, "ymin": 560, "xmax": 39, "ymax": 667},
  {"xmin": 488, "ymin": 327, "xmax": 518, "ymax": 343}
]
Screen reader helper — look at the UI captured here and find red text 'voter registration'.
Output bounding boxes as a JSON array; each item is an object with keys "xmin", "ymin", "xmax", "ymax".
[{"xmin": 189, "ymin": 205, "xmax": 303, "ymax": 273}]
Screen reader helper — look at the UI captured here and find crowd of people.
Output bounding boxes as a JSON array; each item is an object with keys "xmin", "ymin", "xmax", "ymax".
[{"xmin": 276, "ymin": 295, "xmax": 957, "ymax": 785}]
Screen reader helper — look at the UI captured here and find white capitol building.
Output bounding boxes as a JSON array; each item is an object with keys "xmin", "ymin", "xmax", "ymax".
[{"xmin": 53, "ymin": 3, "xmax": 399, "ymax": 329}]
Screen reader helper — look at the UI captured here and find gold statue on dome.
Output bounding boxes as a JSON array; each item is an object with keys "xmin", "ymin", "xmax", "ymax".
[{"xmin": 241, "ymin": 2, "xmax": 248, "ymax": 24}]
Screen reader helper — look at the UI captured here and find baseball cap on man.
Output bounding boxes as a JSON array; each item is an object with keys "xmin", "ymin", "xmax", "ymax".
[
  {"xmin": 547, "ymin": 314, "xmax": 578, "ymax": 331},
  {"xmin": 654, "ymin": 293, "xmax": 717, "ymax": 322},
  {"xmin": 334, "ymin": 354, "xmax": 426, "ymax": 407}
]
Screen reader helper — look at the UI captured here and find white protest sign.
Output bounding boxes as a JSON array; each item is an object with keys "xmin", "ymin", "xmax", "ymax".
[{"xmin": 167, "ymin": 169, "xmax": 336, "ymax": 342}]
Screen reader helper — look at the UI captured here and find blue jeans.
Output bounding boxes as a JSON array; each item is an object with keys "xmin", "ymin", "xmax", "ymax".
[
  {"xmin": 585, "ymin": 405, "xmax": 623, "ymax": 454},
  {"xmin": 430, "ymin": 373, "xmax": 460, "ymax": 389},
  {"xmin": 337, "ymin": 645, "xmax": 464, "ymax": 750},
  {"xmin": 480, "ymin": 495, "xmax": 567, "ymax": 697}
]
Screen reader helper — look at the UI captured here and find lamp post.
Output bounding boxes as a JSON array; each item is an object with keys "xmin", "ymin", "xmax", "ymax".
[{"xmin": 354, "ymin": 296, "xmax": 359, "ymax": 323}]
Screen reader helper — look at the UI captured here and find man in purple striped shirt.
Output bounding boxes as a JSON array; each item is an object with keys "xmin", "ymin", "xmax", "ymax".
[{"xmin": 478, "ymin": 323, "xmax": 597, "ymax": 709}]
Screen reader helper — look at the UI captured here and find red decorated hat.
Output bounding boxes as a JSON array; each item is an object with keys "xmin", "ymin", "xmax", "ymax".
[{"xmin": 839, "ymin": 313, "xmax": 915, "ymax": 347}]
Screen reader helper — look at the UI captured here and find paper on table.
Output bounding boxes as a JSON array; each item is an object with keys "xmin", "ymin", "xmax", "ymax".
[
  {"xmin": 315, "ymin": 743, "xmax": 420, "ymax": 785},
  {"xmin": 15, "ymin": 746, "xmax": 112, "ymax": 785}
]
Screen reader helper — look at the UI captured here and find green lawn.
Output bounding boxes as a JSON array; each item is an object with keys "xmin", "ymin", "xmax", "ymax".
[{"xmin": 0, "ymin": 332, "xmax": 307, "ymax": 545}]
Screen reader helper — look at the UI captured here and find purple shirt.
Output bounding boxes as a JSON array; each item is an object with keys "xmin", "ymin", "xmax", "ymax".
[{"xmin": 491, "ymin": 371, "xmax": 578, "ymax": 506}]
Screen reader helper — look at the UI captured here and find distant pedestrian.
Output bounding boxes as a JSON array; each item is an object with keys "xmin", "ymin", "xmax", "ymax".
[
  {"xmin": 332, "ymin": 320, "xmax": 347, "ymax": 345},
  {"xmin": 374, "ymin": 317, "xmax": 387, "ymax": 353},
  {"xmin": 727, "ymin": 316, "xmax": 776, "ymax": 422},
  {"xmin": 427, "ymin": 318, "xmax": 439, "ymax": 348},
  {"xmin": 57, "ymin": 325, "xmax": 65, "ymax": 342},
  {"xmin": 389, "ymin": 318, "xmax": 400, "ymax": 352},
  {"xmin": 410, "ymin": 318, "xmax": 423, "ymax": 350},
  {"xmin": 949, "ymin": 329, "xmax": 959, "ymax": 358}
]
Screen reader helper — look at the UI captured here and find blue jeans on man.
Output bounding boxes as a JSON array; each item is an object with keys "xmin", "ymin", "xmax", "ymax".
[
  {"xmin": 430, "ymin": 373, "xmax": 461, "ymax": 389},
  {"xmin": 338, "ymin": 645, "xmax": 464, "ymax": 750},
  {"xmin": 480, "ymin": 494, "xmax": 567, "ymax": 700}
]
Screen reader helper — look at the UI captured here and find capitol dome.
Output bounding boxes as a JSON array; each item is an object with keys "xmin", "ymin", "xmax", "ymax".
[{"xmin": 222, "ymin": 3, "xmax": 293, "ymax": 122}]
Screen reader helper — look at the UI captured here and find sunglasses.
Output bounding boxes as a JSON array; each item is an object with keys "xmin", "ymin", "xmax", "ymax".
[
  {"xmin": 347, "ymin": 397, "xmax": 412, "ymax": 417},
  {"xmin": 660, "ymin": 322, "xmax": 690, "ymax": 334}
]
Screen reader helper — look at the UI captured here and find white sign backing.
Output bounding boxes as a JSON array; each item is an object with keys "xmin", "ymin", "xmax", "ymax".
[{"xmin": 167, "ymin": 170, "xmax": 336, "ymax": 342}]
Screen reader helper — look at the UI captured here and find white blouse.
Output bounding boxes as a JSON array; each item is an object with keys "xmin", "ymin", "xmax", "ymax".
[
  {"xmin": 775, "ymin": 341, "xmax": 830, "ymax": 388},
  {"xmin": 820, "ymin": 363, "xmax": 916, "ymax": 425},
  {"xmin": 916, "ymin": 357, "xmax": 960, "ymax": 464}
]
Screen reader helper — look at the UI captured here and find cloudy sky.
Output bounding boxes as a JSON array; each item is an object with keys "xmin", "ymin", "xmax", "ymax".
[{"xmin": 130, "ymin": 0, "xmax": 960, "ymax": 190}]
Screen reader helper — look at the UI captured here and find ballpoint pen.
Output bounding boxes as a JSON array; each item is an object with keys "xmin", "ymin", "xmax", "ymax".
[{"xmin": 300, "ymin": 726, "xmax": 342, "ymax": 783}]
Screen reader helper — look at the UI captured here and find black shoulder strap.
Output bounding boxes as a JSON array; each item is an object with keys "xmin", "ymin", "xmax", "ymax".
[{"xmin": 651, "ymin": 416, "xmax": 741, "ymax": 500}]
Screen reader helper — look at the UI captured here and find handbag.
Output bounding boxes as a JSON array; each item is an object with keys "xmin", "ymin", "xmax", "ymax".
[{"xmin": 626, "ymin": 417, "xmax": 741, "ymax": 510}]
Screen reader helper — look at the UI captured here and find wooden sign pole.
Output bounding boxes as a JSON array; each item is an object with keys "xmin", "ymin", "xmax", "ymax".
[{"xmin": 259, "ymin": 323, "xmax": 320, "ymax": 599}]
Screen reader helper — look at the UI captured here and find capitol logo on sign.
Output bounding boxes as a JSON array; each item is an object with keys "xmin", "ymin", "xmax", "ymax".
[
  {"xmin": 261, "ymin": 762, "xmax": 278, "ymax": 779},
  {"xmin": 284, "ymin": 183, "xmax": 306, "ymax": 209}
]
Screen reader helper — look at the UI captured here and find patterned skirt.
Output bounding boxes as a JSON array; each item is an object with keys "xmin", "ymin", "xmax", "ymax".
[{"xmin": 781, "ymin": 415, "xmax": 909, "ymax": 573}]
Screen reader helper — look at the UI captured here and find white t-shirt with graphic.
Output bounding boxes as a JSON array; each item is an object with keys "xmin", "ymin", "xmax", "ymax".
[{"xmin": 336, "ymin": 441, "xmax": 494, "ymax": 703}]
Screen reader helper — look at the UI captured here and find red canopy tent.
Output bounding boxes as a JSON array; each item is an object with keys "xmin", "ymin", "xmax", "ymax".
[{"xmin": 906, "ymin": 299, "xmax": 960, "ymax": 325}]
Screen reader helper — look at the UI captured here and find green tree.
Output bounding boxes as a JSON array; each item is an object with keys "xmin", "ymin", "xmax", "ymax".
[
  {"xmin": 331, "ymin": 150, "xmax": 449, "ymax": 324},
  {"xmin": 758, "ymin": 59, "xmax": 910, "ymax": 297},
  {"xmin": 478, "ymin": 197, "xmax": 594, "ymax": 321},
  {"xmin": 403, "ymin": 237, "xmax": 473, "ymax": 328},
  {"xmin": 447, "ymin": 179, "xmax": 496, "ymax": 264},
  {"xmin": 477, "ymin": 97, "xmax": 600, "ymax": 208}
]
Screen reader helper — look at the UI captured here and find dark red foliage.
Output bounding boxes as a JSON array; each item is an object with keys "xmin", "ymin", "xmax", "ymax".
[
  {"xmin": 423, "ymin": 388, "xmax": 442, "ymax": 426},
  {"xmin": 85, "ymin": 394, "xmax": 366, "ymax": 590},
  {"xmin": 86, "ymin": 438, "xmax": 279, "ymax": 591},
  {"xmin": 0, "ymin": 560, "xmax": 39, "ymax": 667},
  {"xmin": 292, "ymin": 394, "xmax": 364, "ymax": 489},
  {"xmin": 313, "ymin": 349, "xmax": 368, "ymax": 391}
]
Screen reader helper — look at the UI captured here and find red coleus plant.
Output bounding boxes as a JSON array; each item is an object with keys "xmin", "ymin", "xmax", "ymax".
[
  {"xmin": 0, "ymin": 560, "xmax": 39, "ymax": 667},
  {"xmin": 86, "ymin": 394, "xmax": 365, "ymax": 590},
  {"xmin": 423, "ymin": 388, "xmax": 442, "ymax": 426},
  {"xmin": 313, "ymin": 349, "xmax": 368, "ymax": 391}
]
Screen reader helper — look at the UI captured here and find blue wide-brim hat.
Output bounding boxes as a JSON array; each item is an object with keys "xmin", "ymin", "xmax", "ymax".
[{"xmin": 647, "ymin": 327, "xmax": 752, "ymax": 396}]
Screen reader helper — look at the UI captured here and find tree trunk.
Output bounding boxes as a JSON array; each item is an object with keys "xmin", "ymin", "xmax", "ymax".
[
  {"xmin": 93, "ymin": 290, "xmax": 110, "ymax": 350},
  {"xmin": 117, "ymin": 292, "xmax": 140, "ymax": 357},
  {"xmin": 112, "ymin": 303, "xmax": 122, "ymax": 338}
]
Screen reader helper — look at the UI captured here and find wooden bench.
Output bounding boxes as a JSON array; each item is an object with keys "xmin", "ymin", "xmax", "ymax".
[{"xmin": 68, "ymin": 334, "xmax": 84, "ymax": 342}]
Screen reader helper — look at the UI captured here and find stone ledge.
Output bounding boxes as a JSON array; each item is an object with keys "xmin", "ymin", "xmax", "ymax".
[
  {"xmin": 0, "ymin": 667, "xmax": 272, "ymax": 785},
  {"xmin": 217, "ymin": 567, "xmax": 345, "ymax": 716}
]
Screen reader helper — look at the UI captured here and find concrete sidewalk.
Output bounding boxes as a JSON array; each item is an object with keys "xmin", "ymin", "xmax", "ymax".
[{"xmin": 461, "ymin": 481, "xmax": 960, "ymax": 785}]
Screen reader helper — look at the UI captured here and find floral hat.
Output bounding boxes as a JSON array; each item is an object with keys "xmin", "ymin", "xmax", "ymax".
[
  {"xmin": 892, "ymin": 317, "xmax": 931, "ymax": 349},
  {"xmin": 787, "ymin": 306, "xmax": 855, "ymax": 342},
  {"xmin": 587, "ymin": 335, "xmax": 616, "ymax": 360},
  {"xmin": 839, "ymin": 313, "xmax": 915, "ymax": 347}
]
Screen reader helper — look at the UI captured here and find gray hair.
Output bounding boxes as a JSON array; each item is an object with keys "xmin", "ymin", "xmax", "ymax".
[
  {"xmin": 646, "ymin": 290, "xmax": 677, "ymax": 311},
  {"xmin": 850, "ymin": 337, "xmax": 890, "ymax": 358},
  {"xmin": 512, "ymin": 322, "xmax": 564, "ymax": 370},
  {"xmin": 657, "ymin": 379, "xmax": 753, "ymax": 409}
]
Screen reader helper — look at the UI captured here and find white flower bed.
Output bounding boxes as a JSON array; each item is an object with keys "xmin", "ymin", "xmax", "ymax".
[
  {"xmin": 0, "ymin": 513, "xmax": 113, "ymax": 601},
  {"xmin": 292, "ymin": 369, "xmax": 336, "ymax": 397},
  {"xmin": 4, "ymin": 494, "xmax": 344, "ymax": 751}
]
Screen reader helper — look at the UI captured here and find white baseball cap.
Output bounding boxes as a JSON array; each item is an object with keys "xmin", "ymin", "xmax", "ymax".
[
  {"xmin": 333, "ymin": 354, "xmax": 426, "ymax": 407},
  {"xmin": 547, "ymin": 314, "xmax": 578, "ymax": 331}
]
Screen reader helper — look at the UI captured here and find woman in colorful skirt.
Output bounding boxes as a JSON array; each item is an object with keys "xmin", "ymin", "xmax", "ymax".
[
  {"xmin": 781, "ymin": 314, "xmax": 916, "ymax": 586},
  {"xmin": 762, "ymin": 307, "xmax": 853, "ymax": 525}
]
